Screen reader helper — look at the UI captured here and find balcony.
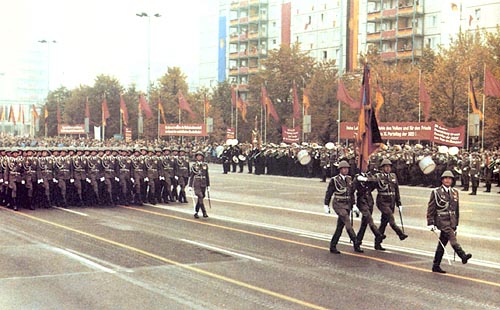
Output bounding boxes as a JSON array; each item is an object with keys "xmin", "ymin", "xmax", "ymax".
[
  {"xmin": 239, "ymin": 33, "xmax": 248, "ymax": 41},
  {"xmin": 381, "ymin": 29, "xmax": 396, "ymax": 40},
  {"xmin": 229, "ymin": 34, "xmax": 239, "ymax": 43},
  {"xmin": 239, "ymin": 16, "xmax": 249, "ymax": 24},
  {"xmin": 382, "ymin": 8, "xmax": 397, "ymax": 19},
  {"xmin": 381, "ymin": 51, "xmax": 397, "ymax": 60},
  {"xmin": 366, "ymin": 32, "xmax": 381, "ymax": 42},
  {"xmin": 229, "ymin": 68, "xmax": 239, "ymax": 76},
  {"xmin": 230, "ymin": 18, "xmax": 238, "ymax": 26},
  {"xmin": 229, "ymin": 52, "xmax": 239, "ymax": 59},
  {"xmin": 367, "ymin": 11, "xmax": 381, "ymax": 22},
  {"xmin": 249, "ymin": 67, "xmax": 259, "ymax": 74},
  {"xmin": 239, "ymin": 67, "xmax": 249, "ymax": 74},
  {"xmin": 396, "ymin": 49, "xmax": 423, "ymax": 60},
  {"xmin": 398, "ymin": 5, "xmax": 423, "ymax": 17}
]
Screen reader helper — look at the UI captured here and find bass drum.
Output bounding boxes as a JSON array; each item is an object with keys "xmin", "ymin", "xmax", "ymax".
[
  {"xmin": 419, "ymin": 156, "xmax": 436, "ymax": 175},
  {"xmin": 215, "ymin": 145, "xmax": 224, "ymax": 158},
  {"xmin": 297, "ymin": 149, "xmax": 311, "ymax": 165}
]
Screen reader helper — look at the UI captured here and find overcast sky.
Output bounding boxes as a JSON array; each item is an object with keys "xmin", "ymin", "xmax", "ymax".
[{"xmin": 0, "ymin": 0, "xmax": 210, "ymax": 96}]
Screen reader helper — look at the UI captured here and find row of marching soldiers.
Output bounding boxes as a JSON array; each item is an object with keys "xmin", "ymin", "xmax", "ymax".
[{"xmin": 0, "ymin": 146, "xmax": 208, "ymax": 213}]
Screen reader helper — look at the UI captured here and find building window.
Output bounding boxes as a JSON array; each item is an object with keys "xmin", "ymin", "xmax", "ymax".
[{"xmin": 323, "ymin": 51, "xmax": 328, "ymax": 60}]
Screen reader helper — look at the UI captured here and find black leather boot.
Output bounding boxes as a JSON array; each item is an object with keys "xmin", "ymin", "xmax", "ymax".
[{"xmin": 452, "ymin": 244, "xmax": 472, "ymax": 264}]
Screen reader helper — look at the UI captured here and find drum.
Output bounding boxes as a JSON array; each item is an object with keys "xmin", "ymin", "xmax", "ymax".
[
  {"xmin": 238, "ymin": 154, "xmax": 247, "ymax": 162},
  {"xmin": 325, "ymin": 142, "xmax": 335, "ymax": 150},
  {"xmin": 215, "ymin": 145, "xmax": 224, "ymax": 158},
  {"xmin": 419, "ymin": 156, "xmax": 436, "ymax": 175},
  {"xmin": 448, "ymin": 146, "xmax": 459, "ymax": 156},
  {"xmin": 297, "ymin": 149, "xmax": 311, "ymax": 165},
  {"xmin": 232, "ymin": 155, "xmax": 239, "ymax": 163}
]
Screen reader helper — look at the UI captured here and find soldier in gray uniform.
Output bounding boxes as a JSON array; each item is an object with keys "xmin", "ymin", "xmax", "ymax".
[
  {"xmin": 427, "ymin": 170, "xmax": 472, "ymax": 273},
  {"xmin": 6, "ymin": 149, "xmax": 23, "ymax": 211},
  {"xmin": 37, "ymin": 148, "xmax": 54, "ymax": 208},
  {"xmin": 21, "ymin": 148, "xmax": 37, "ymax": 210},
  {"xmin": 117, "ymin": 148, "xmax": 133, "ymax": 205},
  {"xmin": 158, "ymin": 147, "xmax": 173, "ymax": 203},
  {"xmin": 54, "ymin": 148, "xmax": 72, "ymax": 208},
  {"xmin": 188, "ymin": 151, "xmax": 210, "ymax": 218},
  {"xmin": 323, "ymin": 160, "xmax": 363, "ymax": 254},
  {"xmin": 131, "ymin": 148, "xmax": 146, "ymax": 206},
  {"xmin": 176, "ymin": 148, "xmax": 190, "ymax": 203},
  {"xmin": 71, "ymin": 148, "xmax": 87, "ymax": 206},
  {"xmin": 86, "ymin": 148, "xmax": 102, "ymax": 206},
  {"xmin": 102, "ymin": 148, "xmax": 118, "ymax": 205},
  {"xmin": 145, "ymin": 148, "xmax": 159, "ymax": 205},
  {"xmin": 374, "ymin": 159, "xmax": 408, "ymax": 250}
]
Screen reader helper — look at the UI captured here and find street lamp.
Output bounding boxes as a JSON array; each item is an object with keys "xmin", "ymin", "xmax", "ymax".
[{"xmin": 136, "ymin": 12, "xmax": 161, "ymax": 138}]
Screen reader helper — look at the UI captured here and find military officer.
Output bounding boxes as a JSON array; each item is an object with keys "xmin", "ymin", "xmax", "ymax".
[
  {"xmin": 71, "ymin": 148, "xmax": 87, "ymax": 206},
  {"xmin": 37, "ymin": 148, "xmax": 55, "ymax": 208},
  {"xmin": 102, "ymin": 147, "xmax": 118, "ymax": 205},
  {"xmin": 131, "ymin": 147, "xmax": 146, "ymax": 205},
  {"xmin": 323, "ymin": 160, "xmax": 363, "ymax": 254},
  {"xmin": 54, "ymin": 148, "xmax": 72, "ymax": 208},
  {"xmin": 374, "ymin": 159, "xmax": 408, "ymax": 250},
  {"xmin": 188, "ymin": 151, "xmax": 210, "ymax": 218},
  {"xmin": 427, "ymin": 170, "xmax": 472, "ymax": 273},
  {"xmin": 117, "ymin": 148, "xmax": 133, "ymax": 205},
  {"xmin": 176, "ymin": 148, "xmax": 190, "ymax": 203},
  {"xmin": 6, "ymin": 149, "xmax": 23, "ymax": 210},
  {"xmin": 145, "ymin": 148, "xmax": 159, "ymax": 204},
  {"xmin": 158, "ymin": 147, "xmax": 174, "ymax": 203},
  {"xmin": 469, "ymin": 154, "xmax": 480, "ymax": 195}
]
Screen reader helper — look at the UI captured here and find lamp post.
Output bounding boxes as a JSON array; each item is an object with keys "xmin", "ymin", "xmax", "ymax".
[{"xmin": 136, "ymin": 12, "xmax": 161, "ymax": 139}]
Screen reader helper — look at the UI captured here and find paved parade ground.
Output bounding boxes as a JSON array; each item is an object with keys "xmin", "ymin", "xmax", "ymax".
[{"xmin": 1, "ymin": 164, "xmax": 499, "ymax": 310}]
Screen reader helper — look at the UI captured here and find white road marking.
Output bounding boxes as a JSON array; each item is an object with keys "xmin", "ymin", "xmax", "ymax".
[
  {"xmin": 148, "ymin": 204, "xmax": 500, "ymax": 269},
  {"xmin": 47, "ymin": 246, "xmax": 116, "ymax": 273},
  {"xmin": 53, "ymin": 207, "xmax": 88, "ymax": 217},
  {"xmin": 180, "ymin": 239, "xmax": 262, "ymax": 262}
]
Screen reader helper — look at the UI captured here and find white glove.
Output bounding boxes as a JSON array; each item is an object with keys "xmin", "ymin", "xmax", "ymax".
[
  {"xmin": 427, "ymin": 225, "xmax": 438, "ymax": 231},
  {"xmin": 130, "ymin": 178, "xmax": 135, "ymax": 183},
  {"xmin": 100, "ymin": 177, "xmax": 105, "ymax": 182},
  {"xmin": 144, "ymin": 177, "xmax": 149, "ymax": 182},
  {"xmin": 323, "ymin": 204, "xmax": 330, "ymax": 214},
  {"xmin": 159, "ymin": 176, "xmax": 164, "ymax": 180},
  {"xmin": 398, "ymin": 205, "xmax": 403, "ymax": 212},
  {"xmin": 38, "ymin": 179, "xmax": 43, "ymax": 184},
  {"xmin": 70, "ymin": 178, "xmax": 75, "ymax": 183},
  {"xmin": 53, "ymin": 178, "xmax": 58, "ymax": 183},
  {"xmin": 187, "ymin": 186, "xmax": 192, "ymax": 192},
  {"xmin": 207, "ymin": 186, "xmax": 210, "ymax": 192},
  {"xmin": 455, "ymin": 226, "xmax": 458, "ymax": 233},
  {"xmin": 352, "ymin": 204, "xmax": 360, "ymax": 214},
  {"xmin": 85, "ymin": 178, "xmax": 91, "ymax": 183},
  {"xmin": 21, "ymin": 180, "xmax": 25, "ymax": 184},
  {"xmin": 357, "ymin": 175, "xmax": 368, "ymax": 182},
  {"xmin": 0, "ymin": 179, "xmax": 3, "ymax": 183},
  {"xmin": 4, "ymin": 181, "xmax": 8, "ymax": 185},
  {"xmin": 115, "ymin": 177, "xmax": 119, "ymax": 182},
  {"xmin": 174, "ymin": 176, "xmax": 179, "ymax": 180}
]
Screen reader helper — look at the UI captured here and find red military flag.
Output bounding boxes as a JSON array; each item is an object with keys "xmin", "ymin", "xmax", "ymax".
[
  {"xmin": 178, "ymin": 90, "xmax": 196, "ymax": 118},
  {"xmin": 337, "ymin": 80, "xmax": 359, "ymax": 109},
  {"xmin": 0, "ymin": 106, "xmax": 5, "ymax": 121},
  {"xmin": 139, "ymin": 94, "xmax": 153, "ymax": 119},
  {"xmin": 468, "ymin": 74, "xmax": 483, "ymax": 120},
  {"xmin": 18, "ymin": 105, "xmax": 25, "ymax": 124},
  {"xmin": 292, "ymin": 80, "xmax": 301, "ymax": 119},
  {"xmin": 204, "ymin": 95, "xmax": 211, "ymax": 116},
  {"xmin": 44, "ymin": 105, "xmax": 48, "ymax": 124},
  {"xmin": 261, "ymin": 85, "xmax": 279, "ymax": 122},
  {"xmin": 102, "ymin": 97, "xmax": 110, "ymax": 126},
  {"xmin": 419, "ymin": 74, "xmax": 432, "ymax": 122},
  {"xmin": 485, "ymin": 68, "xmax": 500, "ymax": 98},
  {"xmin": 357, "ymin": 64, "xmax": 382, "ymax": 172},
  {"xmin": 119, "ymin": 95, "xmax": 129, "ymax": 126}
]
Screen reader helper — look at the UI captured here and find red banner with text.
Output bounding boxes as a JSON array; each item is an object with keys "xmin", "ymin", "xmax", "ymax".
[
  {"xmin": 58, "ymin": 124, "xmax": 86, "ymax": 135},
  {"xmin": 159, "ymin": 124, "xmax": 207, "ymax": 137},
  {"xmin": 282, "ymin": 126, "xmax": 300, "ymax": 144}
]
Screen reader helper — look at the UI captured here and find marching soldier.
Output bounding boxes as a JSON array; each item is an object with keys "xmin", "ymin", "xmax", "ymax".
[
  {"xmin": 158, "ymin": 147, "xmax": 173, "ymax": 203},
  {"xmin": 117, "ymin": 148, "xmax": 133, "ymax": 205},
  {"xmin": 86, "ymin": 148, "xmax": 102, "ymax": 206},
  {"xmin": 188, "ymin": 151, "xmax": 210, "ymax": 218},
  {"xmin": 374, "ymin": 159, "xmax": 408, "ymax": 250},
  {"xmin": 145, "ymin": 148, "xmax": 159, "ymax": 204},
  {"xmin": 71, "ymin": 148, "xmax": 87, "ymax": 206},
  {"xmin": 6, "ymin": 149, "xmax": 23, "ymax": 211},
  {"xmin": 37, "ymin": 148, "xmax": 54, "ymax": 208},
  {"xmin": 176, "ymin": 148, "xmax": 190, "ymax": 203},
  {"xmin": 21, "ymin": 148, "xmax": 37, "ymax": 210},
  {"xmin": 131, "ymin": 147, "xmax": 146, "ymax": 205},
  {"xmin": 427, "ymin": 170, "xmax": 472, "ymax": 273},
  {"xmin": 460, "ymin": 154, "xmax": 470, "ymax": 191},
  {"xmin": 323, "ymin": 160, "xmax": 363, "ymax": 254},
  {"xmin": 102, "ymin": 148, "xmax": 118, "ymax": 205},
  {"xmin": 170, "ymin": 147, "xmax": 180, "ymax": 201},
  {"xmin": 54, "ymin": 148, "xmax": 72, "ymax": 208},
  {"xmin": 354, "ymin": 170, "xmax": 386, "ymax": 246},
  {"xmin": 469, "ymin": 154, "xmax": 480, "ymax": 195}
]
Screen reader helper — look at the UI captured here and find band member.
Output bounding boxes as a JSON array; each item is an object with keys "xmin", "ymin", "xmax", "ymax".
[
  {"xmin": 374, "ymin": 159, "xmax": 408, "ymax": 250},
  {"xmin": 427, "ymin": 170, "xmax": 472, "ymax": 273},
  {"xmin": 188, "ymin": 151, "xmax": 210, "ymax": 218},
  {"xmin": 323, "ymin": 160, "xmax": 363, "ymax": 254}
]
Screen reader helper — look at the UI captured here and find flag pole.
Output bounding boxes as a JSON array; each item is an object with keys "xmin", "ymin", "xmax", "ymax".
[
  {"xmin": 418, "ymin": 69, "xmax": 422, "ymax": 123},
  {"xmin": 157, "ymin": 97, "xmax": 160, "ymax": 140},
  {"xmin": 235, "ymin": 89, "xmax": 239, "ymax": 140},
  {"xmin": 481, "ymin": 63, "xmax": 486, "ymax": 150},
  {"xmin": 302, "ymin": 96, "xmax": 305, "ymax": 142},
  {"xmin": 466, "ymin": 80, "xmax": 470, "ymax": 151},
  {"xmin": 102, "ymin": 95, "xmax": 105, "ymax": 141}
]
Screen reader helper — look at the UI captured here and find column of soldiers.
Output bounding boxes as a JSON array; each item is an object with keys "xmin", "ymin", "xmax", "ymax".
[
  {"xmin": 217, "ymin": 141, "xmax": 500, "ymax": 194},
  {"xmin": 0, "ymin": 145, "xmax": 201, "ymax": 211}
]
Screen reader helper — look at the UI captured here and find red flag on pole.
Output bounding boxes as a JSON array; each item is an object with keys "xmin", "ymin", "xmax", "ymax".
[
  {"xmin": 292, "ymin": 80, "xmax": 301, "ymax": 119},
  {"xmin": 119, "ymin": 95, "xmax": 129, "ymax": 126},
  {"xmin": 139, "ymin": 94, "xmax": 153, "ymax": 119},
  {"xmin": 261, "ymin": 85, "xmax": 280, "ymax": 122},
  {"xmin": 18, "ymin": 105, "xmax": 25, "ymax": 124},
  {"xmin": 158, "ymin": 98, "xmax": 167, "ymax": 124},
  {"xmin": 32, "ymin": 105, "xmax": 39, "ymax": 120},
  {"xmin": 468, "ymin": 74, "xmax": 483, "ymax": 120},
  {"xmin": 302, "ymin": 88, "xmax": 311, "ymax": 115},
  {"xmin": 102, "ymin": 97, "xmax": 110, "ymax": 126},
  {"xmin": 204, "ymin": 95, "xmax": 211, "ymax": 116},
  {"xmin": 357, "ymin": 64, "xmax": 382, "ymax": 172},
  {"xmin": 374, "ymin": 81, "xmax": 385, "ymax": 121},
  {"xmin": 178, "ymin": 90, "xmax": 196, "ymax": 118},
  {"xmin": 419, "ymin": 75, "xmax": 432, "ymax": 122},
  {"xmin": 485, "ymin": 68, "xmax": 500, "ymax": 98},
  {"xmin": 337, "ymin": 80, "xmax": 359, "ymax": 109}
]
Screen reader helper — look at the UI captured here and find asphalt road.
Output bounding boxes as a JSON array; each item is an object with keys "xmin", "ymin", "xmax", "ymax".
[{"xmin": 1, "ymin": 164, "xmax": 499, "ymax": 310}]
